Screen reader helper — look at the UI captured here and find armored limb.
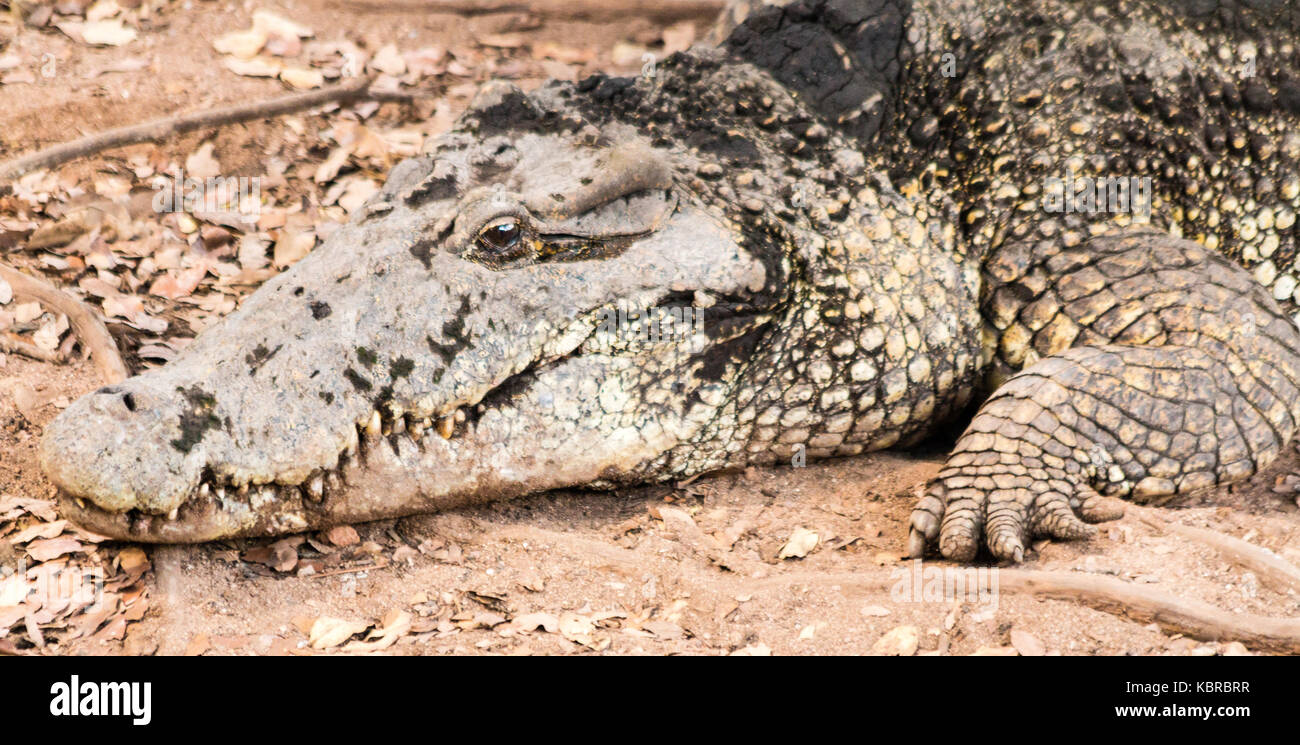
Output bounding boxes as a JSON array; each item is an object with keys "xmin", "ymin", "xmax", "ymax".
[{"xmin": 910, "ymin": 229, "xmax": 1300, "ymax": 562}]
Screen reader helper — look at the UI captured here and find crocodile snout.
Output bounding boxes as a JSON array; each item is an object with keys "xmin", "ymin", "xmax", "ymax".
[{"xmin": 41, "ymin": 380, "xmax": 204, "ymax": 518}]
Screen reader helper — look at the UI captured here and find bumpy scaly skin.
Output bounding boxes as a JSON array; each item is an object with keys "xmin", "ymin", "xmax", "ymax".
[
  {"xmin": 37, "ymin": 0, "xmax": 1300, "ymax": 561},
  {"xmin": 880, "ymin": 0, "xmax": 1300, "ymax": 560},
  {"xmin": 911, "ymin": 229, "xmax": 1300, "ymax": 561}
]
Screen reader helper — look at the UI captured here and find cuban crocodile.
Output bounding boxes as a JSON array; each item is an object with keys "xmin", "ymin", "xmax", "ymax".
[{"xmin": 38, "ymin": 0, "xmax": 1300, "ymax": 564}]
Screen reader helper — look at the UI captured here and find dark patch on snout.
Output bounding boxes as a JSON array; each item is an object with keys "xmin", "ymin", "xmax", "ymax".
[
  {"xmin": 344, "ymin": 368, "xmax": 372, "ymax": 392},
  {"xmin": 245, "ymin": 343, "xmax": 282, "ymax": 376},
  {"xmin": 310, "ymin": 300, "xmax": 331, "ymax": 319},
  {"xmin": 405, "ymin": 164, "xmax": 458, "ymax": 207},
  {"xmin": 356, "ymin": 347, "xmax": 379, "ymax": 367},
  {"xmin": 409, "ymin": 238, "xmax": 435, "ymax": 270},
  {"xmin": 473, "ymin": 87, "xmax": 545, "ymax": 134},
  {"xmin": 171, "ymin": 385, "xmax": 221, "ymax": 453},
  {"xmin": 391, "ymin": 357, "xmax": 415, "ymax": 379},
  {"xmin": 427, "ymin": 335, "xmax": 456, "ymax": 365},
  {"xmin": 426, "ymin": 294, "xmax": 474, "ymax": 365}
]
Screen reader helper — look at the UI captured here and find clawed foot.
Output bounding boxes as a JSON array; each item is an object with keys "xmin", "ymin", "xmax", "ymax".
[{"xmin": 907, "ymin": 467, "xmax": 1126, "ymax": 563}]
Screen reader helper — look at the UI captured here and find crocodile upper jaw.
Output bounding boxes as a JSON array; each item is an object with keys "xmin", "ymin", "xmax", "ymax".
[{"xmin": 40, "ymin": 115, "xmax": 775, "ymax": 541}]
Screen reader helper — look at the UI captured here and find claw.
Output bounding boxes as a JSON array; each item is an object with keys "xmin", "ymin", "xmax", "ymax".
[
  {"xmin": 985, "ymin": 501, "xmax": 1027, "ymax": 562},
  {"xmin": 1035, "ymin": 501, "xmax": 1098, "ymax": 540},
  {"xmin": 906, "ymin": 528, "xmax": 928, "ymax": 558},
  {"xmin": 909, "ymin": 506, "xmax": 941, "ymax": 540},
  {"xmin": 987, "ymin": 529, "xmax": 1025, "ymax": 563}
]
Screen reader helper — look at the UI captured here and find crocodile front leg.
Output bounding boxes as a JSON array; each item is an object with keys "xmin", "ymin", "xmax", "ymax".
[{"xmin": 909, "ymin": 228, "xmax": 1300, "ymax": 562}]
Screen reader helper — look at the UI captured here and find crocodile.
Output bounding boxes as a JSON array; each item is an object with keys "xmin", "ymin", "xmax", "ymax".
[{"xmin": 37, "ymin": 0, "xmax": 1300, "ymax": 564}]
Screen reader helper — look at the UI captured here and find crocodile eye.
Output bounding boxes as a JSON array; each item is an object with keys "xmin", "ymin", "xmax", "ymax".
[{"xmin": 476, "ymin": 217, "xmax": 522, "ymax": 254}]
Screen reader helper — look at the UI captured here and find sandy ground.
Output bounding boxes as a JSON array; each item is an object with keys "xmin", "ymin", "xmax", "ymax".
[{"xmin": 2, "ymin": 0, "xmax": 1299, "ymax": 656}]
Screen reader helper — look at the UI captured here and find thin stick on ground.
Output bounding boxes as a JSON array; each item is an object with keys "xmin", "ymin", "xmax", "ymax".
[
  {"xmin": 334, "ymin": 0, "xmax": 724, "ymax": 23},
  {"xmin": 0, "ymin": 264, "xmax": 127, "ymax": 384},
  {"xmin": 1136, "ymin": 510, "xmax": 1300, "ymax": 595},
  {"xmin": 0, "ymin": 76, "xmax": 384, "ymax": 181}
]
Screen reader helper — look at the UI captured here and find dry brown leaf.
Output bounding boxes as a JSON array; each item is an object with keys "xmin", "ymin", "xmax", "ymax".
[
  {"xmin": 778, "ymin": 526, "xmax": 818, "ymax": 559},
  {"xmin": 308, "ymin": 616, "xmax": 370, "ymax": 649},
  {"xmin": 344, "ymin": 609, "xmax": 412, "ymax": 652},
  {"xmin": 74, "ymin": 19, "xmax": 137, "ymax": 46},
  {"xmin": 11, "ymin": 302, "xmax": 43, "ymax": 326},
  {"xmin": 0, "ymin": 605, "xmax": 28, "ymax": 630},
  {"xmin": 86, "ymin": 0, "xmax": 121, "ymax": 21},
  {"xmin": 369, "ymin": 44, "xmax": 406, "ymax": 76},
  {"xmin": 1010, "ymin": 629, "xmax": 1045, "ymax": 657},
  {"xmin": 115, "ymin": 547, "xmax": 149, "ymax": 574},
  {"xmin": 8, "ymin": 520, "xmax": 68, "ymax": 544},
  {"xmin": 224, "ymin": 56, "xmax": 282, "ymax": 77},
  {"xmin": 25, "ymin": 536, "xmax": 84, "ymax": 562},
  {"xmin": 185, "ymin": 143, "xmax": 222, "ymax": 180},
  {"xmin": 252, "ymin": 9, "xmax": 313, "ymax": 40},
  {"xmin": 273, "ymin": 223, "xmax": 316, "ymax": 268},
  {"xmin": 214, "ymin": 28, "xmax": 267, "ymax": 59},
  {"xmin": 280, "ymin": 66, "xmax": 324, "ymax": 89},
  {"xmin": 872, "ymin": 625, "xmax": 920, "ymax": 656},
  {"xmin": 512, "ymin": 612, "xmax": 559, "ymax": 633},
  {"xmin": 148, "ymin": 266, "xmax": 207, "ymax": 300},
  {"xmin": 0, "ymin": 574, "xmax": 30, "ymax": 607},
  {"xmin": 558, "ymin": 612, "xmax": 595, "ymax": 642},
  {"xmin": 314, "ymin": 146, "xmax": 352, "ymax": 184},
  {"xmin": 325, "ymin": 525, "xmax": 359, "ymax": 547},
  {"xmin": 337, "ymin": 179, "xmax": 378, "ymax": 215}
]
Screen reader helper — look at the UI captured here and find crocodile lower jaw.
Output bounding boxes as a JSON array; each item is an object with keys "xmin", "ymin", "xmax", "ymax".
[{"xmin": 55, "ymin": 416, "xmax": 519, "ymax": 542}]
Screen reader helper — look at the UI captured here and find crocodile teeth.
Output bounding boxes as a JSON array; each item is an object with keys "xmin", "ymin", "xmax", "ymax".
[
  {"xmin": 436, "ymin": 414, "xmax": 455, "ymax": 439},
  {"xmin": 306, "ymin": 474, "xmax": 324, "ymax": 503},
  {"xmin": 409, "ymin": 419, "xmax": 425, "ymax": 438},
  {"xmin": 168, "ymin": 507, "xmax": 178, "ymax": 521},
  {"xmin": 199, "ymin": 483, "xmax": 210, "ymax": 499},
  {"xmin": 365, "ymin": 410, "xmax": 382, "ymax": 437}
]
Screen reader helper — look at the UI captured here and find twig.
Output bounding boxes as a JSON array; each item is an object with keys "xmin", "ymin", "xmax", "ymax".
[
  {"xmin": 747, "ymin": 569, "xmax": 1300, "ymax": 653},
  {"xmin": 1137, "ymin": 511, "xmax": 1300, "ymax": 595},
  {"xmin": 0, "ymin": 264, "xmax": 127, "ymax": 384},
  {"xmin": 0, "ymin": 76, "xmax": 379, "ymax": 181},
  {"xmin": 333, "ymin": 0, "xmax": 724, "ymax": 22},
  {"xmin": 997, "ymin": 569, "xmax": 1300, "ymax": 653},
  {"xmin": 308, "ymin": 560, "xmax": 388, "ymax": 579}
]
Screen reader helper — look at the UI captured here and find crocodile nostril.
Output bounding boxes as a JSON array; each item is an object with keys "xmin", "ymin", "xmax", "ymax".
[{"xmin": 123, "ymin": 393, "xmax": 137, "ymax": 412}]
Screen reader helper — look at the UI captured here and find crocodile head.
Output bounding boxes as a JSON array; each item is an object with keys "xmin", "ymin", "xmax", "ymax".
[
  {"xmin": 42, "ymin": 40, "xmax": 980, "ymax": 542},
  {"xmin": 39, "ymin": 71, "xmax": 797, "ymax": 542}
]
